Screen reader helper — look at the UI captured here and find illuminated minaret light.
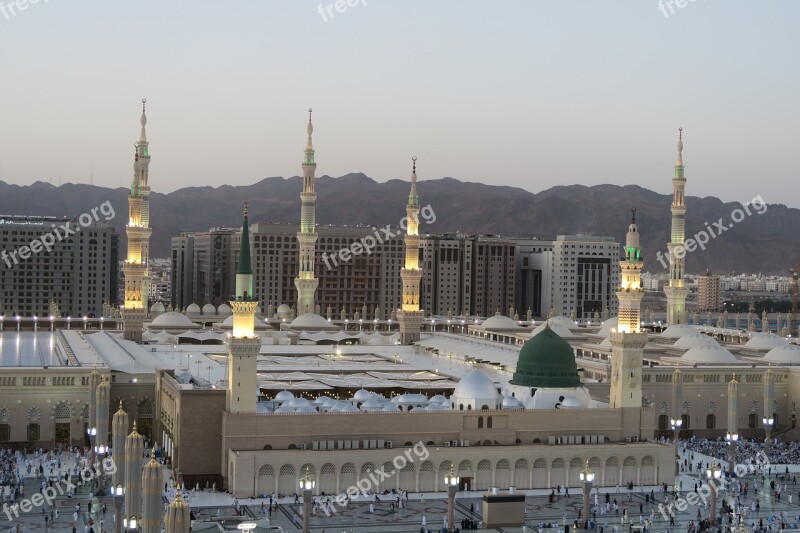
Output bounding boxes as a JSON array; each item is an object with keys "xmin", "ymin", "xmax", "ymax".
[
  {"xmin": 609, "ymin": 209, "xmax": 648, "ymax": 415},
  {"xmin": 226, "ymin": 203, "xmax": 260, "ymax": 414},
  {"xmin": 397, "ymin": 157, "xmax": 424, "ymax": 345},
  {"xmin": 664, "ymin": 128, "xmax": 689, "ymax": 325},
  {"xmin": 294, "ymin": 109, "xmax": 319, "ymax": 316},
  {"xmin": 122, "ymin": 99, "xmax": 153, "ymax": 342}
]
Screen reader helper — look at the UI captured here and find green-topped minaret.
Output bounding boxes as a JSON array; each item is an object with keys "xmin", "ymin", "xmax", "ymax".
[
  {"xmin": 227, "ymin": 201, "xmax": 260, "ymax": 414},
  {"xmin": 235, "ymin": 202, "xmax": 254, "ymax": 300}
]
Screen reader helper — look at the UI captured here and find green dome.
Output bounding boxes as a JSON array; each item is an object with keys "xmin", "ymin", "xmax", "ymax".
[{"xmin": 510, "ymin": 326, "xmax": 581, "ymax": 388}]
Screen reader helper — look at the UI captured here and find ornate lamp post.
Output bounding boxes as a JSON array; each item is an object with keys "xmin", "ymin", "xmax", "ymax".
[
  {"xmin": 762, "ymin": 416, "xmax": 774, "ymax": 456},
  {"xmin": 670, "ymin": 417, "xmax": 682, "ymax": 474},
  {"xmin": 299, "ymin": 467, "xmax": 315, "ymax": 533},
  {"xmin": 124, "ymin": 515, "xmax": 139, "ymax": 533},
  {"xmin": 112, "ymin": 484, "xmax": 125, "ymax": 533},
  {"xmin": 706, "ymin": 465, "xmax": 721, "ymax": 524},
  {"xmin": 579, "ymin": 461, "xmax": 595, "ymax": 527},
  {"xmin": 94, "ymin": 443, "xmax": 108, "ymax": 494},
  {"xmin": 444, "ymin": 463, "xmax": 460, "ymax": 533}
]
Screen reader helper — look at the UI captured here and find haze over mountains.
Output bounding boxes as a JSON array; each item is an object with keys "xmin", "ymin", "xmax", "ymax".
[{"xmin": 1, "ymin": 174, "xmax": 796, "ymax": 276}]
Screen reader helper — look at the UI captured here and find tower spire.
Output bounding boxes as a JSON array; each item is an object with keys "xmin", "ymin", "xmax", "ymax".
[
  {"xmin": 236, "ymin": 202, "xmax": 253, "ymax": 299},
  {"xmin": 295, "ymin": 109, "xmax": 320, "ymax": 316},
  {"xmin": 122, "ymin": 99, "xmax": 153, "ymax": 342},
  {"xmin": 665, "ymin": 127, "xmax": 689, "ymax": 325},
  {"xmin": 397, "ymin": 156, "xmax": 424, "ymax": 344}
]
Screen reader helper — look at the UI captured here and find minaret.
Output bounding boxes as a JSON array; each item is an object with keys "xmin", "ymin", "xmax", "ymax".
[
  {"xmin": 124, "ymin": 422, "xmax": 144, "ymax": 521},
  {"xmin": 111, "ymin": 401, "xmax": 129, "ymax": 487},
  {"xmin": 88, "ymin": 368, "xmax": 101, "ymax": 434},
  {"xmin": 727, "ymin": 374, "xmax": 739, "ymax": 469},
  {"xmin": 227, "ymin": 204, "xmax": 260, "ymax": 414},
  {"xmin": 141, "ymin": 450, "xmax": 163, "ymax": 533},
  {"xmin": 763, "ymin": 367, "xmax": 775, "ymax": 421},
  {"xmin": 165, "ymin": 486, "xmax": 191, "ymax": 533},
  {"xmin": 122, "ymin": 99, "xmax": 153, "ymax": 342},
  {"xmin": 664, "ymin": 128, "xmax": 689, "ymax": 325},
  {"xmin": 609, "ymin": 209, "xmax": 648, "ymax": 419},
  {"xmin": 397, "ymin": 157, "xmax": 424, "ymax": 344},
  {"xmin": 295, "ymin": 109, "xmax": 319, "ymax": 316}
]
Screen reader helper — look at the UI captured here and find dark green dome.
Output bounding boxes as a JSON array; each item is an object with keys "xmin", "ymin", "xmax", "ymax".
[{"xmin": 510, "ymin": 326, "xmax": 581, "ymax": 388}]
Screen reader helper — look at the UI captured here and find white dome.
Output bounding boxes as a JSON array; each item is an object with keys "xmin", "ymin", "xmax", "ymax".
[
  {"xmin": 290, "ymin": 313, "xmax": 335, "ymax": 330},
  {"xmin": 313, "ymin": 395, "xmax": 332, "ymax": 405},
  {"xmin": 549, "ymin": 316, "xmax": 580, "ymax": 330},
  {"xmin": 660, "ymin": 324, "xmax": 697, "ymax": 339},
  {"xmin": 295, "ymin": 405, "xmax": 318, "ymax": 414},
  {"xmin": 334, "ymin": 403, "xmax": 360, "ymax": 413},
  {"xmin": 764, "ymin": 344, "xmax": 800, "ymax": 363},
  {"xmin": 501, "ymin": 396, "xmax": 522, "ymax": 409},
  {"xmin": 681, "ymin": 344, "xmax": 737, "ymax": 363},
  {"xmin": 560, "ymin": 396, "xmax": 583, "ymax": 408},
  {"xmin": 274, "ymin": 404, "xmax": 295, "ymax": 413},
  {"xmin": 150, "ymin": 302, "xmax": 165, "ymax": 314},
  {"xmin": 429, "ymin": 394, "xmax": 449, "ymax": 405},
  {"xmin": 149, "ymin": 312, "xmax": 196, "ymax": 330},
  {"xmin": 286, "ymin": 397, "xmax": 311, "ymax": 409},
  {"xmin": 674, "ymin": 333, "xmax": 720, "ymax": 349},
  {"xmin": 531, "ymin": 321, "xmax": 573, "ymax": 339},
  {"xmin": 352, "ymin": 389, "xmax": 373, "ymax": 401},
  {"xmin": 360, "ymin": 399, "xmax": 383, "ymax": 411},
  {"xmin": 202, "ymin": 303, "xmax": 216, "ymax": 315},
  {"xmin": 276, "ymin": 304, "xmax": 292, "ymax": 318},
  {"xmin": 186, "ymin": 303, "xmax": 202, "ymax": 316},
  {"xmin": 217, "ymin": 303, "xmax": 232, "ymax": 316},
  {"xmin": 382, "ymin": 404, "xmax": 400, "ymax": 412},
  {"xmin": 397, "ymin": 393, "xmax": 428, "ymax": 405},
  {"xmin": 451, "ymin": 370, "xmax": 500, "ymax": 410},
  {"xmin": 745, "ymin": 333, "xmax": 789, "ymax": 351},
  {"xmin": 479, "ymin": 315, "xmax": 523, "ymax": 330},
  {"xmin": 597, "ymin": 317, "xmax": 618, "ymax": 337},
  {"xmin": 274, "ymin": 391, "xmax": 294, "ymax": 402}
]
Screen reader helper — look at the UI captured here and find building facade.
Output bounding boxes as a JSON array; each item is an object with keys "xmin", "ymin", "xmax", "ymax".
[
  {"xmin": 0, "ymin": 215, "xmax": 118, "ymax": 317},
  {"xmin": 697, "ymin": 271, "xmax": 721, "ymax": 311}
]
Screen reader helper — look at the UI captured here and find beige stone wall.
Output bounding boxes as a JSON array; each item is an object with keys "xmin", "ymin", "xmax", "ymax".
[
  {"xmin": 226, "ymin": 441, "xmax": 673, "ymax": 497},
  {"xmin": 0, "ymin": 368, "xmax": 154, "ymax": 449}
]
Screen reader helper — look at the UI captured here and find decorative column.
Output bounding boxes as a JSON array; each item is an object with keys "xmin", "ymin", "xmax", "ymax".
[
  {"xmin": 112, "ymin": 401, "xmax": 129, "ymax": 487},
  {"xmin": 165, "ymin": 487, "xmax": 190, "ymax": 533},
  {"xmin": 124, "ymin": 422, "xmax": 145, "ymax": 521},
  {"xmin": 763, "ymin": 367, "xmax": 775, "ymax": 455},
  {"xmin": 141, "ymin": 451, "xmax": 163, "ymax": 533},
  {"xmin": 726, "ymin": 375, "xmax": 739, "ymax": 473},
  {"xmin": 88, "ymin": 369, "xmax": 101, "ymax": 438}
]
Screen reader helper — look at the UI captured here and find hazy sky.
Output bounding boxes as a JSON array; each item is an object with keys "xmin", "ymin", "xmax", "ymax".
[{"xmin": 0, "ymin": 1, "xmax": 797, "ymax": 206}]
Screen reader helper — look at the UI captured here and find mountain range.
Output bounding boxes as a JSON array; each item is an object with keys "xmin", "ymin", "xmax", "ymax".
[{"xmin": 0, "ymin": 174, "xmax": 796, "ymax": 275}]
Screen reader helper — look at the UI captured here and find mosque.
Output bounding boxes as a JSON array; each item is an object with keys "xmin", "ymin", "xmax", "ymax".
[{"xmin": 0, "ymin": 106, "xmax": 798, "ymax": 521}]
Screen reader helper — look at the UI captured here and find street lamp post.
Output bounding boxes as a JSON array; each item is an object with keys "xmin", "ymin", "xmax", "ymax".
[
  {"xmin": 726, "ymin": 432, "xmax": 739, "ymax": 475},
  {"xmin": 112, "ymin": 484, "xmax": 125, "ymax": 533},
  {"xmin": 670, "ymin": 417, "xmax": 682, "ymax": 475},
  {"xmin": 762, "ymin": 416, "xmax": 774, "ymax": 456},
  {"xmin": 444, "ymin": 463, "xmax": 460, "ymax": 533},
  {"xmin": 706, "ymin": 465, "xmax": 721, "ymax": 525},
  {"xmin": 579, "ymin": 461, "xmax": 595, "ymax": 528},
  {"xmin": 94, "ymin": 443, "xmax": 108, "ymax": 493},
  {"xmin": 299, "ymin": 467, "xmax": 315, "ymax": 533}
]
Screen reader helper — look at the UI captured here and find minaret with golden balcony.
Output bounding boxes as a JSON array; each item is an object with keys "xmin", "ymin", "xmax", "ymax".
[
  {"xmin": 610, "ymin": 208, "xmax": 648, "ymax": 415},
  {"xmin": 122, "ymin": 99, "xmax": 153, "ymax": 342},
  {"xmin": 397, "ymin": 157, "xmax": 424, "ymax": 344},
  {"xmin": 226, "ymin": 204, "xmax": 260, "ymax": 414}
]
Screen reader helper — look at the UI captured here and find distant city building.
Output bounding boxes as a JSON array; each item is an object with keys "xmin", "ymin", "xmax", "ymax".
[
  {"xmin": 170, "ymin": 232, "xmax": 195, "ymax": 310},
  {"xmin": 550, "ymin": 234, "xmax": 620, "ymax": 319},
  {"xmin": 696, "ymin": 270, "xmax": 721, "ymax": 311},
  {"xmin": 0, "ymin": 215, "xmax": 118, "ymax": 317}
]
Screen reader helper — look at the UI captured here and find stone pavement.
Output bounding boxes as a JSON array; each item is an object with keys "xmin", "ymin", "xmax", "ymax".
[{"xmin": 3, "ymin": 446, "xmax": 800, "ymax": 533}]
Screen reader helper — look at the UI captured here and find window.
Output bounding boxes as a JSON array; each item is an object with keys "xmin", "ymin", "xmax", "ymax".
[
  {"xmin": 478, "ymin": 417, "xmax": 483, "ymax": 429},
  {"xmin": 0, "ymin": 424, "xmax": 9, "ymax": 442},
  {"xmin": 487, "ymin": 416, "xmax": 493, "ymax": 429},
  {"xmin": 27, "ymin": 423, "xmax": 40, "ymax": 441}
]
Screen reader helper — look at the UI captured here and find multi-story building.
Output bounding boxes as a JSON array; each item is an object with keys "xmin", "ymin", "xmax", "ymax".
[
  {"xmin": 173, "ymin": 224, "xmax": 405, "ymax": 318},
  {"xmin": 420, "ymin": 234, "xmax": 516, "ymax": 317},
  {"xmin": 696, "ymin": 270, "xmax": 721, "ymax": 311},
  {"xmin": 515, "ymin": 239, "xmax": 553, "ymax": 317},
  {"xmin": 0, "ymin": 215, "xmax": 118, "ymax": 317},
  {"xmin": 170, "ymin": 232, "xmax": 195, "ymax": 310},
  {"xmin": 550, "ymin": 234, "xmax": 620, "ymax": 319}
]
